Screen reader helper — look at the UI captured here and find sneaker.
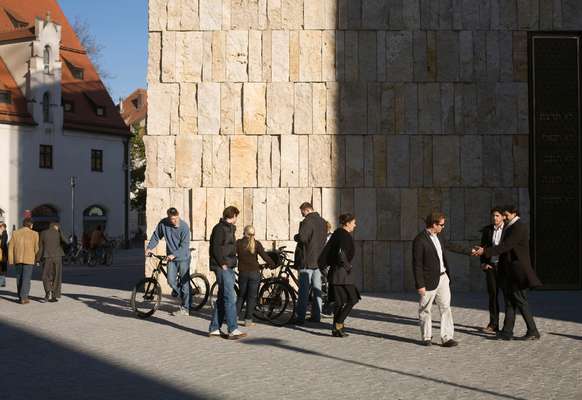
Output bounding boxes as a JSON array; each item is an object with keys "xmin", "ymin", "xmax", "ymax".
[
  {"xmin": 208, "ymin": 329, "xmax": 223, "ymax": 338},
  {"xmin": 228, "ymin": 329, "xmax": 248, "ymax": 340},
  {"xmin": 442, "ymin": 339, "xmax": 459, "ymax": 348}
]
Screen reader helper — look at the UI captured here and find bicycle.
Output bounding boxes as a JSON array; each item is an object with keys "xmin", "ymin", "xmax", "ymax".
[
  {"xmin": 208, "ymin": 265, "xmax": 295, "ymax": 326},
  {"xmin": 259, "ymin": 246, "xmax": 333, "ymax": 325},
  {"xmin": 63, "ymin": 242, "xmax": 89, "ymax": 265},
  {"xmin": 87, "ymin": 240, "xmax": 114, "ymax": 266},
  {"xmin": 130, "ymin": 250, "xmax": 210, "ymax": 318}
]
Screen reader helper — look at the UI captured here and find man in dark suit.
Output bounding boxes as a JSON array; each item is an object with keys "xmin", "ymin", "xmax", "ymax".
[
  {"xmin": 412, "ymin": 212, "xmax": 458, "ymax": 348},
  {"xmin": 479, "ymin": 207, "xmax": 505, "ymax": 333},
  {"xmin": 38, "ymin": 222, "xmax": 67, "ymax": 302},
  {"xmin": 473, "ymin": 205, "xmax": 542, "ymax": 340}
]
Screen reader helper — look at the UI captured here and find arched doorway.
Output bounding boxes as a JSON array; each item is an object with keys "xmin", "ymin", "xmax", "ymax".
[
  {"xmin": 31, "ymin": 204, "xmax": 59, "ymax": 232},
  {"xmin": 83, "ymin": 205, "xmax": 107, "ymax": 238}
]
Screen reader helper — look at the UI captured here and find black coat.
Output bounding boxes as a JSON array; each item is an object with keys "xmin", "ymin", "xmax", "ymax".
[
  {"xmin": 479, "ymin": 224, "xmax": 503, "ymax": 266},
  {"xmin": 484, "ymin": 219, "xmax": 542, "ymax": 290},
  {"xmin": 38, "ymin": 228, "xmax": 67, "ymax": 260},
  {"xmin": 296, "ymin": 212, "xmax": 328, "ymax": 269},
  {"xmin": 209, "ymin": 219, "xmax": 237, "ymax": 270},
  {"xmin": 321, "ymin": 228, "xmax": 355, "ymax": 286},
  {"xmin": 412, "ymin": 230, "xmax": 450, "ymax": 291}
]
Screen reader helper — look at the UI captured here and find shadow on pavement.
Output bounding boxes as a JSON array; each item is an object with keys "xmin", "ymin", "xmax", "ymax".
[
  {"xmin": 548, "ymin": 332, "xmax": 582, "ymax": 341},
  {"xmin": 241, "ymin": 337, "xmax": 527, "ymax": 400},
  {"xmin": 64, "ymin": 292, "xmax": 210, "ymax": 338},
  {"xmin": 0, "ymin": 320, "xmax": 214, "ymax": 400}
]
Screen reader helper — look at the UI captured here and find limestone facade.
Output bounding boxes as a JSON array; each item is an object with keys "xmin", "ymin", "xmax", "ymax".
[{"xmin": 147, "ymin": 0, "xmax": 582, "ymax": 291}]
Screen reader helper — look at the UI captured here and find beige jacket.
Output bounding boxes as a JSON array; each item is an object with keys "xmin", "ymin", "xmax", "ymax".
[{"xmin": 8, "ymin": 227, "xmax": 39, "ymax": 265}]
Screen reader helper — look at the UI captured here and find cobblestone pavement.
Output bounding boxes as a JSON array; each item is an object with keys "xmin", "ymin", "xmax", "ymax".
[{"xmin": 1, "ymin": 249, "xmax": 581, "ymax": 400}]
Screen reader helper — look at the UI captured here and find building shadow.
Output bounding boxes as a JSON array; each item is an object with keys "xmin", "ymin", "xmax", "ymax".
[
  {"xmin": 548, "ymin": 332, "xmax": 582, "ymax": 341},
  {"xmin": 64, "ymin": 292, "xmax": 210, "ymax": 337},
  {"xmin": 241, "ymin": 337, "xmax": 527, "ymax": 400},
  {"xmin": 0, "ymin": 320, "xmax": 214, "ymax": 400}
]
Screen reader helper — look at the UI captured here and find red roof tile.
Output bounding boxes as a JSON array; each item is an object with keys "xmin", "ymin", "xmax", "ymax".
[
  {"xmin": 0, "ymin": 56, "xmax": 34, "ymax": 125},
  {"xmin": 0, "ymin": 0, "xmax": 129, "ymax": 136}
]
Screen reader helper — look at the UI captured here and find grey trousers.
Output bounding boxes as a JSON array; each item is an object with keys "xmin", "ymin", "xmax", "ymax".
[
  {"xmin": 419, "ymin": 274, "xmax": 454, "ymax": 342},
  {"xmin": 42, "ymin": 257, "xmax": 63, "ymax": 298}
]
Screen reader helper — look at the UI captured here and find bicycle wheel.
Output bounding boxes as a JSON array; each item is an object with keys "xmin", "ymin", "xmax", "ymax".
[
  {"xmin": 105, "ymin": 250, "xmax": 113, "ymax": 266},
  {"xmin": 256, "ymin": 280, "xmax": 295, "ymax": 326},
  {"xmin": 130, "ymin": 278, "xmax": 161, "ymax": 318},
  {"xmin": 189, "ymin": 273, "xmax": 210, "ymax": 311},
  {"xmin": 209, "ymin": 281, "xmax": 239, "ymax": 309}
]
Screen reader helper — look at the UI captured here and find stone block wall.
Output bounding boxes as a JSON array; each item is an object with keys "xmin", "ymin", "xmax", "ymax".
[{"xmin": 146, "ymin": 0, "xmax": 582, "ymax": 291}]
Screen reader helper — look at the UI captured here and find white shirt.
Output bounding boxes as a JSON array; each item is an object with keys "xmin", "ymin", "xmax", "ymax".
[
  {"xmin": 490, "ymin": 223, "xmax": 504, "ymax": 264},
  {"xmin": 427, "ymin": 230, "xmax": 446, "ymax": 273}
]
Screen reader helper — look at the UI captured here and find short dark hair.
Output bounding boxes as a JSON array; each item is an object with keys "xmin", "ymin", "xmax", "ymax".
[
  {"xmin": 339, "ymin": 213, "xmax": 355, "ymax": 226},
  {"xmin": 167, "ymin": 207, "xmax": 179, "ymax": 217},
  {"xmin": 425, "ymin": 212, "xmax": 446, "ymax": 228},
  {"xmin": 490, "ymin": 207, "xmax": 503, "ymax": 215},
  {"xmin": 299, "ymin": 202, "xmax": 313, "ymax": 211},
  {"xmin": 501, "ymin": 205, "xmax": 519, "ymax": 215},
  {"xmin": 23, "ymin": 218, "xmax": 33, "ymax": 228},
  {"xmin": 223, "ymin": 206, "xmax": 240, "ymax": 219}
]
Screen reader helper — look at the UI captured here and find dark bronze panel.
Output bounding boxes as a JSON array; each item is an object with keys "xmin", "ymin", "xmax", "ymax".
[{"xmin": 531, "ymin": 34, "xmax": 582, "ymax": 289}]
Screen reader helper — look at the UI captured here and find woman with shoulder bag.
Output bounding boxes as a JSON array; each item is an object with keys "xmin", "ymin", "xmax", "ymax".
[{"xmin": 324, "ymin": 213, "xmax": 361, "ymax": 338}]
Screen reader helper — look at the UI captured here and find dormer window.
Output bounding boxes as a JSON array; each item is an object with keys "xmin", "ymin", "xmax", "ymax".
[
  {"xmin": 4, "ymin": 9, "xmax": 28, "ymax": 29},
  {"xmin": 43, "ymin": 46, "xmax": 51, "ymax": 74},
  {"xmin": 96, "ymin": 106, "xmax": 105, "ymax": 116},
  {"xmin": 0, "ymin": 91, "xmax": 12, "ymax": 104},
  {"xmin": 72, "ymin": 67, "xmax": 84, "ymax": 80}
]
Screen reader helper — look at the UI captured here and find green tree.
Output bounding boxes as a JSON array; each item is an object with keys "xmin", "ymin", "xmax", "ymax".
[{"xmin": 130, "ymin": 123, "xmax": 146, "ymax": 212}]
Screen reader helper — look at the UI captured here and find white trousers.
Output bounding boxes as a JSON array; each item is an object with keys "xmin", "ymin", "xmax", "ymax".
[{"xmin": 418, "ymin": 274, "xmax": 454, "ymax": 342}]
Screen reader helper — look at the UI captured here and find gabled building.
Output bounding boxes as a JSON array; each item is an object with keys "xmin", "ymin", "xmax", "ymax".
[{"xmin": 0, "ymin": 0, "xmax": 130, "ymax": 241}]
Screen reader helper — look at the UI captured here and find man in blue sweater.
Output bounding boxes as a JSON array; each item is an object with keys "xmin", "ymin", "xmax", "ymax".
[{"xmin": 146, "ymin": 207, "xmax": 191, "ymax": 315}]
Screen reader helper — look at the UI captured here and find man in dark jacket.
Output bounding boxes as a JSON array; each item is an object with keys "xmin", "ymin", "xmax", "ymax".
[
  {"xmin": 208, "ymin": 206, "xmax": 246, "ymax": 340},
  {"xmin": 412, "ymin": 212, "xmax": 458, "ymax": 347},
  {"xmin": 37, "ymin": 222, "xmax": 68, "ymax": 301},
  {"xmin": 478, "ymin": 207, "xmax": 505, "ymax": 333},
  {"xmin": 473, "ymin": 206, "xmax": 542, "ymax": 340},
  {"xmin": 294, "ymin": 202, "xmax": 328, "ymax": 324}
]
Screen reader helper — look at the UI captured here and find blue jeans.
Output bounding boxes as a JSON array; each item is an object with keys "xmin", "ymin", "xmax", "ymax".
[
  {"xmin": 15, "ymin": 264, "xmax": 34, "ymax": 300},
  {"xmin": 167, "ymin": 258, "xmax": 191, "ymax": 310},
  {"xmin": 209, "ymin": 267, "xmax": 238, "ymax": 333},
  {"xmin": 296, "ymin": 268, "xmax": 322, "ymax": 322}
]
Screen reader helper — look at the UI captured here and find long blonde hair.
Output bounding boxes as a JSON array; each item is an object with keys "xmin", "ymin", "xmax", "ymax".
[{"xmin": 244, "ymin": 225, "xmax": 256, "ymax": 254}]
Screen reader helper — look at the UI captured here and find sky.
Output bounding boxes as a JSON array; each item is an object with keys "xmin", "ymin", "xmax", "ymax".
[{"xmin": 59, "ymin": 0, "xmax": 148, "ymax": 102}]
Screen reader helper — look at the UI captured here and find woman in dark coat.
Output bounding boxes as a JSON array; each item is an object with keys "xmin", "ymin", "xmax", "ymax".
[
  {"xmin": 236, "ymin": 225, "xmax": 275, "ymax": 326},
  {"xmin": 323, "ymin": 213, "xmax": 361, "ymax": 337}
]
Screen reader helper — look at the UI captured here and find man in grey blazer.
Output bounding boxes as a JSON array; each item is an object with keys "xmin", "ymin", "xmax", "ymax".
[{"xmin": 38, "ymin": 222, "xmax": 68, "ymax": 302}]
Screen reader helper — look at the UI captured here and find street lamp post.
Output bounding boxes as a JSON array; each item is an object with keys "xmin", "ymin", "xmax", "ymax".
[{"xmin": 70, "ymin": 176, "xmax": 76, "ymax": 240}]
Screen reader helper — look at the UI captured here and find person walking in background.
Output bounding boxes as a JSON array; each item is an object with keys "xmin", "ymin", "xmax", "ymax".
[
  {"xmin": 320, "ymin": 214, "xmax": 361, "ymax": 338},
  {"xmin": 479, "ymin": 207, "xmax": 505, "ymax": 334},
  {"xmin": 472, "ymin": 206, "xmax": 542, "ymax": 341},
  {"xmin": 0, "ymin": 223, "xmax": 8, "ymax": 287},
  {"xmin": 235, "ymin": 225, "xmax": 275, "ymax": 327},
  {"xmin": 412, "ymin": 212, "xmax": 458, "ymax": 348},
  {"xmin": 146, "ymin": 207, "xmax": 191, "ymax": 316},
  {"xmin": 8, "ymin": 218, "xmax": 39, "ymax": 304},
  {"xmin": 208, "ymin": 206, "xmax": 247, "ymax": 339},
  {"xmin": 38, "ymin": 222, "xmax": 68, "ymax": 302},
  {"xmin": 90, "ymin": 225, "xmax": 107, "ymax": 262},
  {"xmin": 293, "ymin": 202, "xmax": 328, "ymax": 325}
]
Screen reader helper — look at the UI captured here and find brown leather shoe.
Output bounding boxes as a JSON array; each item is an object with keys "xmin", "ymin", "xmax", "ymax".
[
  {"xmin": 442, "ymin": 339, "xmax": 459, "ymax": 347},
  {"xmin": 20, "ymin": 298, "xmax": 30, "ymax": 304},
  {"xmin": 482, "ymin": 324, "xmax": 498, "ymax": 334}
]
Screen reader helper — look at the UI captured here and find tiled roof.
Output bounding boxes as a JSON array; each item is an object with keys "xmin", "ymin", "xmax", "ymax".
[
  {"xmin": 0, "ymin": 0, "xmax": 129, "ymax": 136},
  {"xmin": 0, "ymin": 56, "xmax": 34, "ymax": 125},
  {"xmin": 120, "ymin": 88, "xmax": 147, "ymax": 127}
]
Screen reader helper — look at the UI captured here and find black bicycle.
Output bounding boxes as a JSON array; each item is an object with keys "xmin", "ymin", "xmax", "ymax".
[
  {"xmin": 259, "ymin": 246, "xmax": 333, "ymax": 325},
  {"xmin": 207, "ymin": 265, "xmax": 295, "ymax": 326},
  {"xmin": 130, "ymin": 251, "xmax": 210, "ymax": 318}
]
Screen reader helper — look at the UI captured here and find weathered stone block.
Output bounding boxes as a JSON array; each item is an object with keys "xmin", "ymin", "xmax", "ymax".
[
  {"xmin": 437, "ymin": 31, "xmax": 459, "ymax": 81},
  {"xmin": 460, "ymin": 135, "xmax": 483, "ymax": 187},
  {"xmin": 226, "ymin": 31, "xmax": 249, "ymax": 82},
  {"xmin": 200, "ymin": 0, "xmax": 223, "ymax": 30},
  {"xmin": 212, "ymin": 31, "xmax": 226, "ymax": 82},
  {"xmin": 206, "ymin": 188, "xmax": 225, "ymax": 239},
  {"xmin": 358, "ymin": 31, "xmax": 377, "ymax": 81},
  {"xmin": 148, "ymin": 84, "xmax": 180, "ymax": 136},
  {"xmin": 298, "ymin": 136, "xmax": 310, "ymax": 187},
  {"xmin": 363, "ymin": 0, "xmax": 388, "ymax": 29},
  {"xmin": 377, "ymin": 188, "xmax": 401, "ymax": 240},
  {"xmin": 267, "ymin": 83, "xmax": 294, "ymax": 134},
  {"xmin": 322, "ymin": 31, "xmax": 336, "ymax": 81},
  {"xmin": 220, "ymin": 83, "xmax": 243, "ymax": 135},
  {"xmin": 248, "ymin": 30, "xmax": 263, "ymax": 82},
  {"xmin": 243, "ymin": 83, "xmax": 267, "ymax": 135},
  {"xmin": 267, "ymin": 188, "xmax": 290, "ymax": 240},
  {"xmin": 513, "ymin": 135, "xmax": 529, "ymax": 187},
  {"xmin": 230, "ymin": 136, "xmax": 258, "ymax": 187},
  {"xmin": 143, "ymin": 135, "xmax": 159, "ymax": 188},
  {"xmin": 257, "ymin": 136, "xmax": 272, "ymax": 187},
  {"xmin": 433, "ymin": 136, "xmax": 460, "ymax": 187},
  {"xmin": 176, "ymin": 135, "xmax": 202, "ymax": 188},
  {"xmin": 299, "ymin": 31, "xmax": 322, "ymax": 82},
  {"xmin": 147, "ymin": 32, "xmax": 161, "ymax": 84},
  {"xmin": 401, "ymin": 189, "xmax": 419, "ymax": 240},
  {"xmin": 190, "ymin": 188, "xmax": 207, "ymax": 240},
  {"xmin": 146, "ymin": 188, "xmax": 170, "ymax": 234},
  {"xmin": 294, "ymin": 83, "xmax": 313, "ymax": 134},
  {"xmin": 282, "ymin": 0, "xmax": 304, "ymax": 29},
  {"xmin": 225, "ymin": 188, "xmax": 245, "ymax": 235},
  {"xmin": 386, "ymin": 135, "xmax": 410, "ymax": 187},
  {"xmin": 280, "ymin": 135, "xmax": 299, "ymax": 187},
  {"xmin": 418, "ymin": 83, "xmax": 441, "ymax": 134},
  {"xmin": 272, "ymin": 31, "xmax": 290, "ymax": 82},
  {"xmin": 304, "ymin": 0, "xmax": 325, "ymax": 29},
  {"xmin": 179, "ymin": 83, "xmax": 197, "ymax": 135},
  {"xmin": 346, "ymin": 135, "xmax": 364, "ymax": 187},
  {"xmin": 309, "ymin": 135, "xmax": 332, "ymax": 187},
  {"xmin": 354, "ymin": 188, "xmax": 377, "ymax": 240},
  {"xmin": 149, "ymin": 0, "xmax": 167, "ymax": 31},
  {"xmin": 197, "ymin": 83, "xmax": 221, "ymax": 134},
  {"xmin": 271, "ymin": 136, "xmax": 281, "ymax": 186},
  {"xmin": 464, "ymin": 188, "xmax": 491, "ymax": 240},
  {"xmin": 178, "ymin": 32, "xmax": 203, "ymax": 82},
  {"xmin": 252, "ymin": 188, "xmax": 267, "ymax": 239},
  {"xmin": 158, "ymin": 136, "xmax": 177, "ymax": 188}
]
